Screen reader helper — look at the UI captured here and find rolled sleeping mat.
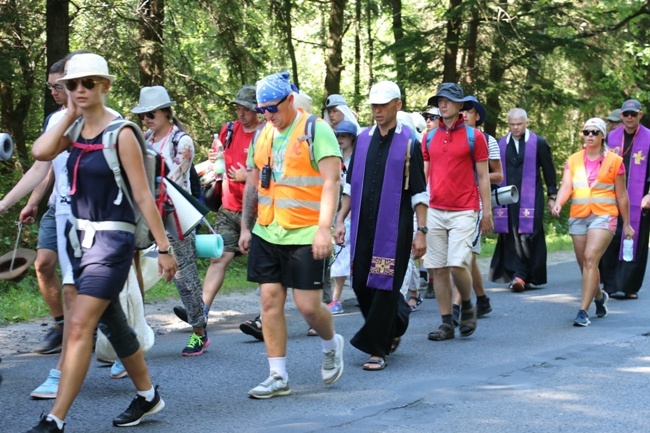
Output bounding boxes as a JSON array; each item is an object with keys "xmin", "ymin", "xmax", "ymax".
[
  {"xmin": 195, "ymin": 233, "xmax": 224, "ymax": 258},
  {"xmin": 0, "ymin": 133, "xmax": 13, "ymax": 161},
  {"xmin": 491, "ymin": 185, "xmax": 519, "ymax": 207}
]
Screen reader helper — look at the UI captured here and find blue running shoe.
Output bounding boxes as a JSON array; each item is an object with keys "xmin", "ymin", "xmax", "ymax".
[
  {"xmin": 573, "ymin": 309, "xmax": 591, "ymax": 327},
  {"xmin": 595, "ymin": 291, "xmax": 609, "ymax": 318},
  {"xmin": 328, "ymin": 299, "xmax": 344, "ymax": 315},
  {"xmin": 111, "ymin": 359, "xmax": 128, "ymax": 379},
  {"xmin": 30, "ymin": 369, "xmax": 60, "ymax": 399}
]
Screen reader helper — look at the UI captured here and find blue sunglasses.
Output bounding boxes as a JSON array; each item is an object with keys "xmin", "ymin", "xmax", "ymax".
[{"xmin": 256, "ymin": 95, "xmax": 289, "ymax": 114}]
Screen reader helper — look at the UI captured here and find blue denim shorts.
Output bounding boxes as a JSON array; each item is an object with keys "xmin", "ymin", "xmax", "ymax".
[{"xmin": 37, "ymin": 206, "xmax": 58, "ymax": 251}]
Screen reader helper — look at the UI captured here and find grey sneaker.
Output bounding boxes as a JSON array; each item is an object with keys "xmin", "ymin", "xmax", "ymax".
[
  {"xmin": 573, "ymin": 309, "xmax": 591, "ymax": 327},
  {"xmin": 322, "ymin": 334, "xmax": 344, "ymax": 384},
  {"xmin": 30, "ymin": 368, "xmax": 60, "ymax": 399},
  {"xmin": 35, "ymin": 321, "xmax": 64, "ymax": 354},
  {"xmin": 248, "ymin": 372, "xmax": 291, "ymax": 399},
  {"xmin": 594, "ymin": 291, "xmax": 609, "ymax": 318}
]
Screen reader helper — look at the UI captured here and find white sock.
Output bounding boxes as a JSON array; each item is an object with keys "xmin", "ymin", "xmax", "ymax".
[
  {"xmin": 268, "ymin": 357, "xmax": 288, "ymax": 381},
  {"xmin": 46, "ymin": 414, "xmax": 65, "ymax": 430},
  {"xmin": 137, "ymin": 386, "xmax": 155, "ymax": 402},
  {"xmin": 321, "ymin": 335, "xmax": 337, "ymax": 353}
]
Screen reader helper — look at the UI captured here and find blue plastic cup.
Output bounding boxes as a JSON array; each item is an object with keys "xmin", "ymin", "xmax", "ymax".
[{"xmin": 195, "ymin": 234, "xmax": 224, "ymax": 258}]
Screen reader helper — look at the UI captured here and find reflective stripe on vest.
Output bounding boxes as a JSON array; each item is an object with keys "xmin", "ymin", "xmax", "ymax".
[
  {"xmin": 253, "ymin": 112, "xmax": 323, "ymax": 229},
  {"xmin": 568, "ymin": 150, "xmax": 622, "ymax": 218}
]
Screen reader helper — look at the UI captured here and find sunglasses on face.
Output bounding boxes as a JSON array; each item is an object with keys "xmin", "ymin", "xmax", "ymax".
[
  {"xmin": 138, "ymin": 111, "xmax": 156, "ymax": 120},
  {"xmin": 622, "ymin": 111, "xmax": 639, "ymax": 118},
  {"xmin": 425, "ymin": 115, "xmax": 440, "ymax": 121},
  {"xmin": 46, "ymin": 82, "xmax": 65, "ymax": 92},
  {"xmin": 256, "ymin": 95, "xmax": 288, "ymax": 114},
  {"xmin": 64, "ymin": 78, "xmax": 104, "ymax": 92},
  {"xmin": 582, "ymin": 129, "xmax": 601, "ymax": 136}
]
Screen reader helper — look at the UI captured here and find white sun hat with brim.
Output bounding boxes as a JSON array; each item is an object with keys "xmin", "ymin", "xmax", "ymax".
[
  {"xmin": 131, "ymin": 86, "xmax": 177, "ymax": 113},
  {"xmin": 56, "ymin": 53, "xmax": 115, "ymax": 84}
]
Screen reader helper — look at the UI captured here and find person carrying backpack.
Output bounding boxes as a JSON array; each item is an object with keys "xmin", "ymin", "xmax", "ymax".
[
  {"xmin": 131, "ymin": 86, "xmax": 210, "ymax": 357},
  {"xmin": 27, "ymin": 52, "xmax": 177, "ymax": 433},
  {"xmin": 422, "ymin": 83, "xmax": 492, "ymax": 342},
  {"xmin": 172, "ymin": 85, "xmax": 263, "ymax": 336}
]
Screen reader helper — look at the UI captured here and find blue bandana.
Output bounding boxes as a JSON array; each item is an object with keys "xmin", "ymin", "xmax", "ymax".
[{"xmin": 256, "ymin": 71, "xmax": 298, "ymax": 105}]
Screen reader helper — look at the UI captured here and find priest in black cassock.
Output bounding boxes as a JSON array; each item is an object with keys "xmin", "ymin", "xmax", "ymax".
[
  {"xmin": 489, "ymin": 108, "xmax": 558, "ymax": 291},
  {"xmin": 334, "ymin": 81, "xmax": 428, "ymax": 371},
  {"xmin": 599, "ymin": 99, "xmax": 650, "ymax": 299}
]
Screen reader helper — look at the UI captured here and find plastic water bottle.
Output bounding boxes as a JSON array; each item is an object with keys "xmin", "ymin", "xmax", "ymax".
[
  {"xmin": 212, "ymin": 134, "xmax": 226, "ymax": 175},
  {"xmin": 623, "ymin": 238, "xmax": 634, "ymax": 262}
]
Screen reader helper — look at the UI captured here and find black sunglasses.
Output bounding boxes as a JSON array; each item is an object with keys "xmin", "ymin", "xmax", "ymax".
[
  {"xmin": 64, "ymin": 78, "xmax": 104, "ymax": 92},
  {"xmin": 46, "ymin": 82, "xmax": 65, "ymax": 92},
  {"xmin": 256, "ymin": 95, "xmax": 288, "ymax": 114},
  {"xmin": 622, "ymin": 111, "xmax": 639, "ymax": 118},
  {"xmin": 582, "ymin": 129, "xmax": 601, "ymax": 136},
  {"xmin": 425, "ymin": 115, "xmax": 440, "ymax": 121},
  {"xmin": 138, "ymin": 111, "xmax": 156, "ymax": 120}
]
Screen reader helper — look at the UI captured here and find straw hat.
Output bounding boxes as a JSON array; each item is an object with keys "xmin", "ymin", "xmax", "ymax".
[
  {"xmin": 57, "ymin": 53, "xmax": 115, "ymax": 84},
  {"xmin": 131, "ymin": 86, "xmax": 176, "ymax": 113},
  {"xmin": 0, "ymin": 248, "xmax": 37, "ymax": 282}
]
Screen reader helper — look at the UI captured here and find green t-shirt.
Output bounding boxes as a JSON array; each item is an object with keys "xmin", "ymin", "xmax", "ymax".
[{"xmin": 247, "ymin": 112, "xmax": 341, "ymax": 245}]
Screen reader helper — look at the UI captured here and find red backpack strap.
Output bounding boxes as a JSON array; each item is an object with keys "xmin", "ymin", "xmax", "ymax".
[{"xmin": 69, "ymin": 142, "xmax": 105, "ymax": 195}]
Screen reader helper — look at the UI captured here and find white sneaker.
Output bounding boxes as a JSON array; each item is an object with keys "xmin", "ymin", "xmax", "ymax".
[
  {"xmin": 322, "ymin": 334, "xmax": 344, "ymax": 384},
  {"xmin": 248, "ymin": 372, "xmax": 291, "ymax": 399}
]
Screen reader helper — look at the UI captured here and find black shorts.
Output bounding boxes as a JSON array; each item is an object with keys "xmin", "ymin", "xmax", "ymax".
[{"xmin": 247, "ymin": 234, "xmax": 325, "ymax": 290}]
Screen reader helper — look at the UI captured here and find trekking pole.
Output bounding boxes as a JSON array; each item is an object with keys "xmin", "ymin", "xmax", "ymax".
[{"xmin": 9, "ymin": 221, "xmax": 22, "ymax": 272}]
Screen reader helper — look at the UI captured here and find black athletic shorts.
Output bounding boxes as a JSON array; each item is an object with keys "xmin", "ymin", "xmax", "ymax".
[{"xmin": 247, "ymin": 233, "xmax": 326, "ymax": 290}]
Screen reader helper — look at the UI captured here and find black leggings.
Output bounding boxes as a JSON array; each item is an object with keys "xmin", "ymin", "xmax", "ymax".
[{"xmin": 97, "ymin": 300, "xmax": 140, "ymax": 359}]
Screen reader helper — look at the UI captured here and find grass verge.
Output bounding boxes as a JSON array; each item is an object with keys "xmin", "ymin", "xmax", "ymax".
[{"xmin": 0, "ymin": 235, "xmax": 574, "ymax": 326}]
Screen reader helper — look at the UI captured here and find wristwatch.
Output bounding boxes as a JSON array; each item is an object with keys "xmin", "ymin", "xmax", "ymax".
[
  {"xmin": 417, "ymin": 226, "xmax": 428, "ymax": 234},
  {"xmin": 159, "ymin": 245, "xmax": 174, "ymax": 255}
]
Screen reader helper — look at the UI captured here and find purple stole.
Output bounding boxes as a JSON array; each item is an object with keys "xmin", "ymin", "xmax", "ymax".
[
  {"xmin": 494, "ymin": 131, "xmax": 538, "ymax": 234},
  {"xmin": 349, "ymin": 125, "xmax": 410, "ymax": 291},
  {"xmin": 608, "ymin": 125, "xmax": 650, "ymax": 261}
]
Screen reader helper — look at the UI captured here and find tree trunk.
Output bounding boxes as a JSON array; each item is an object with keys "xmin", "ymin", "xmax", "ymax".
[
  {"xmin": 353, "ymin": 0, "xmax": 361, "ymax": 113},
  {"xmin": 45, "ymin": 0, "xmax": 69, "ymax": 115},
  {"xmin": 324, "ymin": 0, "xmax": 346, "ymax": 102},
  {"xmin": 442, "ymin": 0, "xmax": 462, "ymax": 83},
  {"xmin": 284, "ymin": 0, "xmax": 299, "ymax": 89},
  {"xmin": 366, "ymin": 0, "xmax": 374, "ymax": 90},
  {"xmin": 484, "ymin": 1, "xmax": 508, "ymax": 138},
  {"xmin": 462, "ymin": 3, "xmax": 479, "ymax": 94},
  {"xmin": 390, "ymin": 0, "xmax": 407, "ymax": 107},
  {"xmin": 138, "ymin": 0, "xmax": 165, "ymax": 86}
]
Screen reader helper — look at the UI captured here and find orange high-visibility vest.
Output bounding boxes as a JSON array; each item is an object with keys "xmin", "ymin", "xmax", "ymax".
[
  {"xmin": 568, "ymin": 150, "xmax": 622, "ymax": 218},
  {"xmin": 253, "ymin": 112, "xmax": 323, "ymax": 229}
]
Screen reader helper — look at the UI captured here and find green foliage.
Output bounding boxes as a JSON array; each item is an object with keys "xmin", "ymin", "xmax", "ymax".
[{"xmin": 0, "ymin": 274, "xmax": 48, "ymax": 325}]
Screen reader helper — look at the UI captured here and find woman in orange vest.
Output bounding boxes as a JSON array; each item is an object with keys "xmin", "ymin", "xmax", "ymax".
[{"xmin": 552, "ymin": 118, "xmax": 634, "ymax": 327}]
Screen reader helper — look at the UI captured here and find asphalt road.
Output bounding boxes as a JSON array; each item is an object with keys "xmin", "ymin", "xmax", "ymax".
[{"xmin": 2, "ymin": 257, "xmax": 650, "ymax": 433}]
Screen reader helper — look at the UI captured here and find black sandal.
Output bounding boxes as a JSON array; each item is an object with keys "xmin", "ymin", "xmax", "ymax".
[
  {"xmin": 239, "ymin": 315, "xmax": 264, "ymax": 341},
  {"xmin": 363, "ymin": 356, "xmax": 387, "ymax": 371}
]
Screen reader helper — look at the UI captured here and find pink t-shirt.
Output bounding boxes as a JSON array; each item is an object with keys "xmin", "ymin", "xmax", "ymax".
[{"xmin": 564, "ymin": 154, "xmax": 625, "ymax": 187}]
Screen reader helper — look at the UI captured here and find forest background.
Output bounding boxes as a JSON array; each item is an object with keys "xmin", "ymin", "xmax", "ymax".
[{"xmin": 0, "ymin": 0, "xmax": 649, "ymax": 293}]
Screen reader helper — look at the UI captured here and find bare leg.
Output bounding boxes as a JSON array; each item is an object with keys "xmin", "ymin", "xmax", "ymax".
[
  {"xmin": 202, "ymin": 252, "xmax": 235, "ymax": 307},
  {"xmin": 294, "ymin": 289, "xmax": 334, "ymax": 340},
  {"xmin": 55, "ymin": 284, "xmax": 77, "ymax": 371},
  {"xmin": 433, "ymin": 268, "xmax": 453, "ymax": 315},
  {"xmin": 332, "ymin": 276, "xmax": 346, "ymax": 301},
  {"xmin": 577, "ymin": 230, "xmax": 613, "ymax": 311},
  {"xmin": 260, "ymin": 283, "xmax": 288, "ymax": 357},
  {"xmin": 35, "ymin": 249, "xmax": 63, "ymax": 318},
  {"xmin": 50, "ymin": 295, "xmax": 109, "ymax": 420}
]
